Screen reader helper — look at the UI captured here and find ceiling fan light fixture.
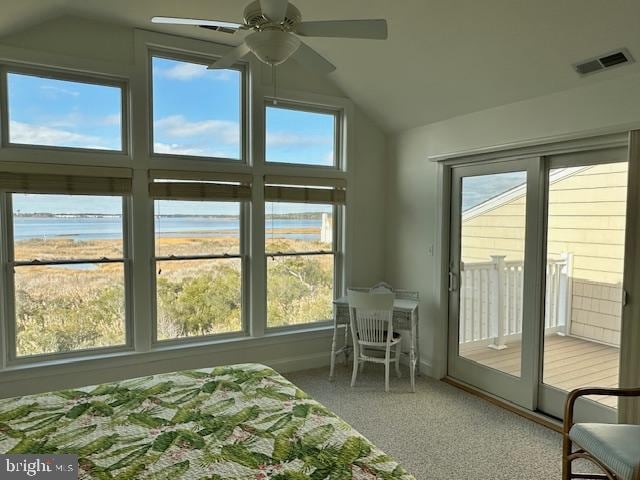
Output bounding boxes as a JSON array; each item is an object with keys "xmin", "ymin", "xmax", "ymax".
[{"xmin": 245, "ymin": 30, "xmax": 300, "ymax": 65}]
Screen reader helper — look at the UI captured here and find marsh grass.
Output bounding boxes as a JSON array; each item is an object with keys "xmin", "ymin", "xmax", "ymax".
[{"xmin": 14, "ymin": 232, "xmax": 333, "ymax": 357}]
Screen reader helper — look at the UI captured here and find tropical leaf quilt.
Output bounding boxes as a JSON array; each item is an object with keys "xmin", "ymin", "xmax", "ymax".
[{"xmin": 0, "ymin": 363, "xmax": 415, "ymax": 479}]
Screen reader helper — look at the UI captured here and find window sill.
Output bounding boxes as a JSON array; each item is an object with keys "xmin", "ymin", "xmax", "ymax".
[{"xmin": 0, "ymin": 324, "xmax": 335, "ymax": 384}]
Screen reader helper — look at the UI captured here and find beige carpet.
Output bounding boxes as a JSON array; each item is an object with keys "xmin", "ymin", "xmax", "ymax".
[{"xmin": 285, "ymin": 363, "xmax": 591, "ymax": 480}]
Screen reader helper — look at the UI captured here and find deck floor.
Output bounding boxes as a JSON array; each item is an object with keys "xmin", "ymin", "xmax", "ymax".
[{"xmin": 459, "ymin": 335, "xmax": 620, "ymax": 408}]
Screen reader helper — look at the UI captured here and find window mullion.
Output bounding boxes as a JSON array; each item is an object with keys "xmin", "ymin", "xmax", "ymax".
[
  {"xmin": 131, "ymin": 170, "xmax": 154, "ymax": 353},
  {"xmin": 3, "ymin": 194, "xmax": 16, "ymax": 363},
  {"xmin": 0, "ymin": 193, "xmax": 9, "ymax": 368}
]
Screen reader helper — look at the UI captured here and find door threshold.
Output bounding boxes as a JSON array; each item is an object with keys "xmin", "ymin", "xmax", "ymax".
[{"xmin": 443, "ymin": 376, "xmax": 562, "ymax": 433}]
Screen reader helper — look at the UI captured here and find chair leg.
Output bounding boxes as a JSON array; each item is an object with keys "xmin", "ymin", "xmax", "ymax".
[
  {"xmin": 343, "ymin": 326, "xmax": 350, "ymax": 366},
  {"xmin": 395, "ymin": 344, "xmax": 402, "ymax": 378},
  {"xmin": 561, "ymin": 435, "xmax": 572, "ymax": 480},
  {"xmin": 351, "ymin": 347, "xmax": 359, "ymax": 388},
  {"xmin": 385, "ymin": 347, "xmax": 391, "ymax": 392}
]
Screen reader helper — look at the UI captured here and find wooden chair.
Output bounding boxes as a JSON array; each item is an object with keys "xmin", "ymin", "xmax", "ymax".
[
  {"xmin": 563, "ymin": 387, "xmax": 640, "ymax": 480},
  {"xmin": 347, "ymin": 289, "xmax": 401, "ymax": 392}
]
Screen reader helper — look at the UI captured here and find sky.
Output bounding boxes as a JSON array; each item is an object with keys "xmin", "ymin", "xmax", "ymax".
[
  {"xmin": 7, "ymin": 58, "xmax": 335, "ymax": 216},
  {"xmin": 7, "ymin": 61, "xmax": 521, "ymax": 216},
  {"xmin": 462, "ymin": 171, "xmax": 526, "ymax": 211}
]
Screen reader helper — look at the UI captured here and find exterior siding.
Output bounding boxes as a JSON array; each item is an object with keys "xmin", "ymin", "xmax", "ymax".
[{"xmin": 461, "ymin": 162, "xmax": 627, "ymax": 346}]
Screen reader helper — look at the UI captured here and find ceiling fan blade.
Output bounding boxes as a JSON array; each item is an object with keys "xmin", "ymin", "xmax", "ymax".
[
  {"xmin": 151, "ymin": 16, "xmax": 243, "ymax": 30},
  {"xmin": 290, "ymin": 42, "xmax": 336, "ymax": 75},
  {"xmin": 260, "ymin": 0, "xmax": 289, "ymax": 23},
  {"xmin": 296, "ymin": 19, "xmax": 388, "ymax": 39},
  {"xmin": 208, "ymin": 43, "xmax": 251, "ymax": 69}
]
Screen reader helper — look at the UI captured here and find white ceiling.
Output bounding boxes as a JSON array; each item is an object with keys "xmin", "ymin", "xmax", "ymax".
[{"xmin": 2, "ymin": 0, "xmax": 639, "ymax": 133}]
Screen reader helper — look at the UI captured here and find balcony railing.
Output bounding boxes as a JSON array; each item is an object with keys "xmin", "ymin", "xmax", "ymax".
[{"xmin": 459, "ymin": 254, "xmax": 572, "ymax": 348}]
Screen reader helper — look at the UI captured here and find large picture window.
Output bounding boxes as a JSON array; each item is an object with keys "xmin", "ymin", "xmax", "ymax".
[
  {"xmin": 152, "ymin": 192, "xmax": 245, "ymax": 341},
  {"xmin": 6, "ymin": 71, "xmax": 124, "ymax": 151},
  {"xmin": 266, "ymin": 201, "xmax": 338, "ymax": 328},
  {"xmin": 7, "ymin": 193, "xmax": 129, "ymax": 358},
  {"xmin": 151, "ymin": 55, "xmax": 243, "ymax": 160}
]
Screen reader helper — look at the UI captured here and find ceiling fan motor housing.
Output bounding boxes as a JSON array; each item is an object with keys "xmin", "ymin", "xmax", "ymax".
[
  {"xmin": 243, "ymin": 0, "xmax": 302, "ymax": 30},
  {"xmin": 245, "ymin": 30, "xmax": 301, "ymax": 65}
]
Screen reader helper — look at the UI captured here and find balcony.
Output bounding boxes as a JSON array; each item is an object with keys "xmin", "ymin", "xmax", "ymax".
[{"xmin": 457, "ymin": 255, "xmax": 622, "ymax": 408}]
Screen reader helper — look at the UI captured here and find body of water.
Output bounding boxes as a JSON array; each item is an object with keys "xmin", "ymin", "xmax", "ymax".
[{"xmin": 14, "ymin": 216, "xmax": 323, "ymax": 242}]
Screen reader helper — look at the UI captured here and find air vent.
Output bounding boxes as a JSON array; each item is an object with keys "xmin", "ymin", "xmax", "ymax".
[
  {"xmin": 199, "ymin": 25, "xmax": 237, "ymax": 34},
  {"xmin": 574, "ymin": 48, "xmax": 634, "ymax": 76}
]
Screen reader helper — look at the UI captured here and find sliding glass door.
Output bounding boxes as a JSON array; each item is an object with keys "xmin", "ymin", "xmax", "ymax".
[
  {"xmin": 448, "ymin": 145, "xmax": 631, "ymax": 422},
  {"xmin": 448, "ymin": 158, "xmax": 543, "ymax": 410},
  {"xmin": 538, "ymin": 147, "xmax": 628, "ymax": 423}
]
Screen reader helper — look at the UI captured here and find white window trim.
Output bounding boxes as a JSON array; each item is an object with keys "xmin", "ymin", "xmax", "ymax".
[
  {"xmin": 148, "ymin": 48, "xmax": 248, "ymax": 164},
  {"xmin": 2, "ymin": 192, "xmax": 134, "ymax": 367},
  {"xmin": 0, "ymin": 29, "xmax": 356, "ymax": 379},
  {"xmin": 264, "ymin": 202, "xmax": 343, "ymax": 332},
  {"xmin": 149, "ymin": 198, "xmax": 249, "ymax": 346},
  {"xmin": 264, "ymin": 98, "xmax": 343, "ymax": 170}
]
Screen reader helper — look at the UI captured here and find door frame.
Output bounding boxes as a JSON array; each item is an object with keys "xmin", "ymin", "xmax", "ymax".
[
  {"xmin": 447, "ymin": 157, "xmax": 544, "ymax": 410},
  {"xmin": 536, "ymin": 146, "xmax": 629, "ymax": 424},
  {"xmin": 433, "ymin": 130, "xmax": 634, "ymax": 421}
]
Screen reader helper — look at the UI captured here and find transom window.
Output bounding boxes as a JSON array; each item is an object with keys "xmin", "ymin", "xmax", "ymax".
[
  {"xmin": 266, "ymin": 103, "xmax": 338, "ymax": 167},
  {"xmin": 6, "ymin": 71, "xmax": 124, "ymax": 151},
  {"xmin": 151, "ymin": 55, "xmax": 243, "ymax": 160}
]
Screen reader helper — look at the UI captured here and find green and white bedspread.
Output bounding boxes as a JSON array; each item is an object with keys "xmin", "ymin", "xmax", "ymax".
[{"xmin": 0, "ymin": 363, "xmax": 415, "ymax": 479}]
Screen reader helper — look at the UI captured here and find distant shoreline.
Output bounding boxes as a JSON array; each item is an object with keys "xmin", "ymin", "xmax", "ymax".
[{"xmin": 14, "ymin": 213, "xmax": 328, "ymax": 219}]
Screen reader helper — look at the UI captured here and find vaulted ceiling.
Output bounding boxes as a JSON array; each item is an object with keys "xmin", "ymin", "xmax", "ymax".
[{"xmin": 2, "ymin": 0, "xmax": 639, "ymax": 133}]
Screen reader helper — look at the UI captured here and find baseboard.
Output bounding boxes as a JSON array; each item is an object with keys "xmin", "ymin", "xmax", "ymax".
[
  {"xmin": 443, "ymin": 376, "xmax": 563, "ymax": 433},
  {"xmin": 268, "ymin": 352, "xmax": 330, "ymax": 373}
]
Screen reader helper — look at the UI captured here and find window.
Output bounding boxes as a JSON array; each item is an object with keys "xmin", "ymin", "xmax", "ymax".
[
  {"xmin": 152, "ymin": 183, "xmax": 246, "ymax": 341},
  {"xmin": 151, "ymin": 55, "xmax": 242, "ymax": 160},
  {"xmin": 266, "ymin": 201, "xmax": 338, "ymax": 328},
  {"xmin": 8, "ymin": 193, "xmax": 128, "ymax": 358},
  {"xmin": 266, "ymin": 104, "xmax": 338, "ymax": 167},
  {"xmin": 6, "ymin": 71, "xmax": 124, "ymax": 151}
]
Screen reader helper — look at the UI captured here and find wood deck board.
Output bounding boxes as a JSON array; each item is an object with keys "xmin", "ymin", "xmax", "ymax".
[{"xmin": 459, "ymin": 335, "xmax": 619, "ymax": 408}]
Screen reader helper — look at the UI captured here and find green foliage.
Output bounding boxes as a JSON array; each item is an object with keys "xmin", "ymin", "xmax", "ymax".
[
  {"xmin": 267, "ymin": 255, "xmax": 333, "ymax": 327},
  {"xmin": 13, "ymin": 238, "xmax": 334, "ymax": 356},
  {"xmin": 16, "ymin": 282, "xmax": 125, "ymax": 357},
  {"xmin": 156, "ymin": 263, "xmax": 241, "ymax": 339}
]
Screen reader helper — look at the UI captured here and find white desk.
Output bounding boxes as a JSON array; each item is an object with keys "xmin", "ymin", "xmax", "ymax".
[{"xmin": 330, "ymin": 293, "xmax": 420, "ymax": 391}]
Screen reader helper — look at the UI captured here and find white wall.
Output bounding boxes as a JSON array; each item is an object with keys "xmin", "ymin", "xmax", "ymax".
[
  {"xmin": 386, "ymin": 71, "xmax": 640, "ymax": 377},
  {"xmin": 0, "ymin": 15, "xmax": 387, "ymax": 396}
]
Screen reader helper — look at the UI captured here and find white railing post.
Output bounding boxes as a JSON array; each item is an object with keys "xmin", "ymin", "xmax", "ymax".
[
  {"xmin": 558, "ymin": 252, "xmax": 573, "ymax": 336},
  {"xmin": 489, "ymin": 255, "xmax": 507, "ymax": 350}
]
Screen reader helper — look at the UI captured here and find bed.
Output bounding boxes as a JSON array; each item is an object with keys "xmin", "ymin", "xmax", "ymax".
[{"xmin": 0, "ymin": 363, "xmax": 415, "ymax": 479}]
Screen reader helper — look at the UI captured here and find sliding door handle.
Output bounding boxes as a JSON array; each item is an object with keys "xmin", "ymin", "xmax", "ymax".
[{"xmin": 448, "ymin": 272, "xmax": 458, "ymax": 292}]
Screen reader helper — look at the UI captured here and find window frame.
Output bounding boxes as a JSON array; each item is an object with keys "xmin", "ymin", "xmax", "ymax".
[
  {"xmin": 264, "ymin": 99, "xmax": 343, "ymax": 171},
  {"xmin": 265, "ymin": 202, "xmax": 343, "ymax": 331},
  {"xmin": 0, "ymin": 31, "xmax": 355, "ymax": 376},
  {"xmin": 2, "ymin": 191, "xmax": 134, "ymax": 365},
  {"xmin": 148, "ymin": 49, "xmax": 249, "ymax": 165},
  {"xmin": 150, "ymin": 197, "xmax": 249, "ymax": 346},
  {"xmin": 0, "ymin": 64, "xmax": 129, "ymax": 156}
]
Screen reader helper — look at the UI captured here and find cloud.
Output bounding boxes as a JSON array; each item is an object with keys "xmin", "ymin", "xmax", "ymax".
[
  {"xmin": 9, "ymin": 121, "xmax": 105, "ymax": 149},
  {"xmin": 101, "ymin": 113, "xmax": 122, "ymax": 126},
  {"xmin": 157, "ymin": 63, "xmax": 234, "ymax": 82},
  {"xmin": 266, "ymin": 132, "xmax": 333, "ymax": 148},
  {"xmin": 39, "ymin": 85, "xmax": 80, "ymax": 98},
  {"xmin": 154, "ymin": 115, "xmax": 239, "ymax": 145},
  {"xmin": 153, "ymin": 142, "xmax": 207, "ymax": 156},
  {"xmin": 324, "ymin": 151, "xmax": 335, "ymax": 164}
]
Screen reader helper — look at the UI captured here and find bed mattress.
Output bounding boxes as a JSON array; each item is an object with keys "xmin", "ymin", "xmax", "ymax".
[{"xmin": 0, "ymin": 363, "xmax": 415, "ymax": 479}]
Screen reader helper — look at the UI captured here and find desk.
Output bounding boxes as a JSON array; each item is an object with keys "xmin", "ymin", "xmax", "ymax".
[{"xmin": 330, "ymin": 292, "xmax": 420, "ymax": 391}]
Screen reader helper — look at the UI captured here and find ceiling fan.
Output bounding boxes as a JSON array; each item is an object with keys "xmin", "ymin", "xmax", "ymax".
[{"xmin": 152, "ymin": 0, "xmax": 388, "ymax": 75}]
